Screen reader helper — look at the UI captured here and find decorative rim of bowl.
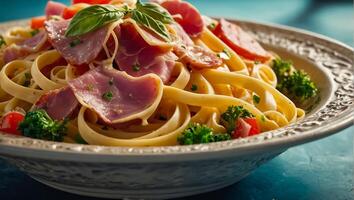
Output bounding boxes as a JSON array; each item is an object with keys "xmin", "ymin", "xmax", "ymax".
[{"xmin": 0, "ymin": 19, "xmax": 353, "ymax": 158}]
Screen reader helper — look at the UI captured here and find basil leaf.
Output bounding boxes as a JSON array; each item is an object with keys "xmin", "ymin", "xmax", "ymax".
[
  {"xmin": 65, "ymin": 5, "xmax": 126, "ymax": 37},
  {"xmin": 132, "ymin": 9, "xmax": 171, "ymax": 41},
  {"xmin": 131, "ymin": 1, "xmax": 172, "ymax": 42},
  {"xmin": 135, "ymin": 1, "xmax": 173, "ymax": 24}
]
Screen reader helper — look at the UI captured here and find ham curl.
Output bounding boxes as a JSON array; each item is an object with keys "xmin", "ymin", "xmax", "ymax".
[
  {"xmin": 3, "ymin": 30, "xmax": 50, "ymax": 64},
  {"xmin": 114, "ymin": 21, "xmax": 177, "ymax": 83},
  {"xmin": 45, "ymin": 20, "xmax": 108, "ymax": 66}
]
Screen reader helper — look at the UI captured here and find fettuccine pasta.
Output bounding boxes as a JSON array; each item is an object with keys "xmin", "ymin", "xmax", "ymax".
[{"xmin": 0, "ymin": 0, "xmax": 318, "ymax": 146}]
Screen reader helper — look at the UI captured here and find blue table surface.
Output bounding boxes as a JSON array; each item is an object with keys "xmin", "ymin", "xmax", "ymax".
[{"xmin": 0, "ymin": 0, "xmax": 353, "ymax": 200}]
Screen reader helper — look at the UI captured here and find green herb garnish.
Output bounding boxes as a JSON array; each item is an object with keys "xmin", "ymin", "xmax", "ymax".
[
  {"xmin": 191, "ymin": 84, "xmax": 198, "ymax": 91},
  {"xmin": 217, "ymin": 49, "xmax": 231, "ymax": 60},
  {"xmin": 131, "ymin": 0, "xmax": 173, "ymax": 41},
  {"xmin": 178, "ymin": 123, "xmax": 231, "ymax": 145},
  {"xmin": 69, "ymin": 39, "xmax": 82, "ymax": 47},
  {"xmin": 30, "ymin": 29, "xmax": 40, "ymax": 37},
  {"xmin": 221, "ymin": 106, "xmax": 254, "ymax": 134},
  {"xmin": 272, "ymin": 58, "xmax": 318, "ymax": 104},
  {"xmin": 261, "ymin": 115, "xmax": 266, "ymax": 122},
  {"xmin": 208, "ymin": 22, "xmax": 216, "ymax": 30},
  {"xmin": 102, "ymin": 91, "xmax": 113, "ymax": 101},
  {"xmin": 65, "ymin": 1, "xmax": 173, "ymax": 41},
  {"xmin": 66, "ymin": 5, "xmax": 126, "ymax": 37},
  {"xmin": 18, "ymin": 109, "xmax": 68, "ymax": 142},
  {"xmin": 253, "ymin": 94, "xmax": 260, "ymax": 104},
  {"xmin": 132, "ymin": 64, "xmax": 141, "ymax": 72}
]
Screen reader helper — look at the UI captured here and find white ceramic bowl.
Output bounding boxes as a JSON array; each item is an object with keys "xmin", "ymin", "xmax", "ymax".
[{"xmin": 0, "ymin": 19, "xmax": 353, "ymax": 199}]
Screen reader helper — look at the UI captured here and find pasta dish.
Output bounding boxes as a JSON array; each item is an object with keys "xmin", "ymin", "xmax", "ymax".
[{"xmin": 0, "ymin": 0, "xmax": 318, "ymax": 146}]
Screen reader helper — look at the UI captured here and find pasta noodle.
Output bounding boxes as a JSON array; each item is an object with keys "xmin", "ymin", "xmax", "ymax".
[{"xmin": 0, "ymin": 0, "xmax": 311, "ymax": 147}]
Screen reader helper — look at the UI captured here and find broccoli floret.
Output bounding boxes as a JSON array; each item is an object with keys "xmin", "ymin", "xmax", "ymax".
[
  {"xmin": 220, "ymin": 106, "xmax": 254, "ymax": 134},
  {"xmin": 18, "ymin": 109, "xmax": 68, "ymax": 142},
  {"xmin": 272, "ymin": 58, "xmax": 318, "ymax": 104},
  {"xmin": 178, "ymin": 123, "xmax": 231, "ymax": 145}
]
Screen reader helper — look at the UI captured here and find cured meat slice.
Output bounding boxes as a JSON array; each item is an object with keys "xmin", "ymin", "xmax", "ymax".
[
  {"xmin": 213, "ymin": 19, "xmax": 270, "ymax": 62},
  {"xmin": 3, "ymin": 30, "xmax": 50, "ymax": 63},
  {"xmin": 68, "ymin": 67, "xmax": 162, "ymax": 123},
  {"xmin": 35, "ymin": 86, "xmax": 79, "ymax": 120},
  {"xmin": 160, "ymin": 0, "xmax": 204, "ymax": 37},
  {"xmin": 45, "ymin": 20, "xmax": 108, "ymax": 65}
]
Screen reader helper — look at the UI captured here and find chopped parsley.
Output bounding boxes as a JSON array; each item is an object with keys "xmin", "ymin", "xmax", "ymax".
[
  {"xmin": 217, "ymin": 49, "xmax": 231, "ymax": 60},
  {"xmin": 102, "ymin": 91, "xmax": 113, "ymax": 101},
  {"xmin": 30, "ymin": 29, "xmax": 40, "ymax": 37},
  {"xmin": 221, "ymin": 106, "xmax": 254, "ymax": 134},
  {"xmin": 108, "ymin": 78, "xmax": 114, "ymax": 86},
  {"xmin": 69, "ymin": 39, "xmax": 82, "ymax": 47},
  {"xmin": 191, "ymin": 84, "xmax": 198, "ymax": 91},
  {"xmin": 23, "ymin": 72, "xmax": 32, "ymax": 87},
  {"xmin": 208, "ymin": 22, "xmax": 216, "ymax": 30},
  {"xmin": 253, "ymin": 94, "xmax": 260, "ymax": 104},
  {"xmin": 132, "ymin": 64, "xmax": 140, "ymax": 72},
  {"xmin": 0, "ymin": 35, "xmax": 6, "ymax": 48},
  {"xmin": 178, "ymin": 123, "xmax": 231, "ymax": 145},
  {"xmin": 254, "ymin": 61, "xmax": 261, "ymax": 65},
  {"xmin": 261, "ymin": 115, "xmax": 266, "ymax": 122}
]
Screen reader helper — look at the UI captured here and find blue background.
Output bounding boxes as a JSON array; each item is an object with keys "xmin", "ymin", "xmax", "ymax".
[{"xmin": 0, "ymin": 0, "xmax": 353, "ymax": 199}]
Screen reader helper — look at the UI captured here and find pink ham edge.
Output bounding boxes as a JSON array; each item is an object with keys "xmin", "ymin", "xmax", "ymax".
[
  {"xmin": 35, "ymin": 86, "xmax": 79, "ymax": 120},
  {"xmin": 68, "ymin": 67, "xmax": 161, "ymax": 124},
  {"xmin": 45, "ymin": 1, "xmax": 67, "ymax": 17},
  {"xmin": 3, "ymin": 30, "xmax": 50, "ymax": 64},
  {"xmin": 160, "ymin": 0, "xmax": 204, "ymax": 37},
  {"xmin": 45, "ymin": 20, "xmax": 108, "ymax": 66},
  {"xmin": 169, "ymin": 22, "xmax": 223, "ymax": 69},
  {"xmin": 113, "ymin": 22, "xmax": 177, "ymax": 83}
]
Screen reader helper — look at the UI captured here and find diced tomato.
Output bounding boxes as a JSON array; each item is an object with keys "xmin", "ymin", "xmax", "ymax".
[
  {"xmin": 232, "ymin": 117, "xmax": 260, "ymax": 139},
  {"xmin": 213, "ymin": 19, "xmax": 271, "ymax": 63},
  {"xmin": 62, "ymin": 3, "xmax": 90, "ymax": 19},
  {"xmin": 0, "ymin": 112, "xmax": 25, "ymax": 135},
  {"xmin": 72, "ymin": 0, "xmax": 111, "ymax": 4},
  {"xmin": 30, "ymin": 16, "xmax": 46, "ymax": 29},
  {"xmin": 243, "ymin": 118, "xmax": 260, "ymax": 136}
]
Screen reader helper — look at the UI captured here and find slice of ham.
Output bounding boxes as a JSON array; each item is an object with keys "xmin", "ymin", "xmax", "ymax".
[
  {"xmin": 160, "ymin": 0, "xmax": 204, "ymax": 37},
  {"xmin": 45, "ymin": 1, "xmax": 67, "ymax": 17},
  {"xmin": 68, "ymin": 67, "xmax": 162, "ymax": 124},
  {"xmin": 3, "ymin": 30, "xmax": 50, "ymax": 64},
  {"xmin": 168, "ymin": 22, "xmax": 222, "ymax": 69},
  {"xmin": 213, "ymin": 19, "xmax": 270, "ymax": 62},
  {"xmin": 35, "ymin": 86, "xmax": 79, "ymax": 120},
  {"xmin": 45, "ymin": 20, "xmax": 108, "ymax": 66},
  {"xmin": 174, "ymin": 45, "xmax": 222, "ymax": 69},
  {"xmin": 233, "ymin": 118, "xmax": 252, "ymax": 138},
  {"xmin": 169, "ymin": 23, "xmax": 194, "ymax": 46},
  {"xmin": 114, "ymin": 22, "xmax": 177, "ymax": 83}
]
